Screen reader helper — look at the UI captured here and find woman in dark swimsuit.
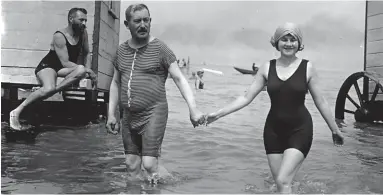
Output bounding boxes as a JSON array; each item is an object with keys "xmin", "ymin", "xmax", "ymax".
[{"xmin": 205, "ymin": 23, "xmax": 344, "ymax": 193}]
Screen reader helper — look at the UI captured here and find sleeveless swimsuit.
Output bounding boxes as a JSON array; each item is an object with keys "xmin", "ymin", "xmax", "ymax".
[
  {"xmin": 198, "ymin": 79, "xmax": 204, "ymax": 89},
  {"xmin": 35, "ymin": 31, "xmax": 82, "ymax": 74},
  {"xmin": 264, "ymin": 59, "xmax": 313, "ymax": 157}
]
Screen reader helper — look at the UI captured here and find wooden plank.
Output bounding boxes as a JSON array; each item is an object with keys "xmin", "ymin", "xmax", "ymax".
[
  {"xmin": 367, "ymin": 27, "xmax": 383, "ymax": 42},
  {"xmin": 2, "ymin": 12, "xmax": 95, "ymax": 32},
  {"xmin": 2, "ymin": 14, "xmax": 95, "ymax": 51},
  {"xmin": 95, "ymin": 1, "xmax": 120, "ymax": 92},
  {"xmin": 368, "ymin": 80, "xmax": 383, "ymax": 91},
  {"xmin": 97, "ymin": 72, "xmax": 112, "ymax": 91},
  {"xmin": 366, "ymin": 40, "xmax": 383, "ymax": 54},
  {"xmin": 1, "ymin": 74, "xmax": 92, "ymax": 89},
  {"xmin": 105, "ymin": 0, "xmax": 121, "ymax": 19},
  {"xmin": 100, "ymin": 1, "xmax": 121, "ymax": 30},
  {"xmin": 1, "ymin": 67, "xmax": 36, "ymax": 76},
  {"xmin": 2, "ymin": 67, "xmax": 92, "ymax": 89},
  {"xmin": 98, "ymin": 36, "xmax": 114, "ymax": 62},
  {"xmin": 99, "ymin": 20, "xmax": 119, "ymax": 47},
  {"xmin": 366, "ymin": 66, "xmax": 383, "ymax": 78},
  {"xmin": 367, "ymin": 1, "xmax": 383, "ymax": 16},
  {"xmin": 99, "ymin": 1, "xmax": 119, "ymax": 62},
  {"xmin": 2, "ymin": 1, "xmax": 45, "ymax": 13},
  {"xmin": 366, "ymin": 53, "xmax": 383, "ymax": 68},
  {"xmin": 2, "ymin": 2, "xmax": 95, "ymax": 51},
  {"xmin": 97, "ymin": 55, "xmax": 114, "ymax": 77},
  {"xmin": 91, "ymin": 1, "xmax": 101, "ymax": 78},
  {"xmin": 369, "ymin": 93, "xmax": 383, "ymax": 101},
  {"xmin": 367, "ymin": 74, "xmax": 383, "ymax": 100},
  {"xmin": 367, "ymin": 14, "xmax": 383, "ymax": 30},
  {"xmin": 1, "ymin": 49, "xmax": 46, "ymax": 68},
  {"xmin": 1, "ymin": 74, "xmax": 39, "ymax": 85},
  {"xmin": 2, "ymin": 47, "xmax": 94, "ymax": 69},
  {"xmin": 2, "ymin": 1, "xmax": 95, "ymax": 14},
  {"xmin": 2, "ymin": 31, "xmax": 93, "ymax": 52}
]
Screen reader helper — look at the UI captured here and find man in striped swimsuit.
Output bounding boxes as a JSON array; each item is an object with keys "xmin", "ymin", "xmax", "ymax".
[{"xmin": 105, "ymin": 4, "xmax": 206, "ymax": 183}]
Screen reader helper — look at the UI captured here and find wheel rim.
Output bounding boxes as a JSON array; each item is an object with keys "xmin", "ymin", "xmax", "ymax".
[{"xmin": 335, "ymin": 72, "xmax": 383, "ymax": 122}]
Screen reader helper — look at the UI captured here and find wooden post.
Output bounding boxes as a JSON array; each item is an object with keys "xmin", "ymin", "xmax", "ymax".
[
  {"xmin": 85, "ymin": 90, "xmax": 98, "ymax": 102},
  {"xmin": 8, "ymin": 87, "xmax": 18, "ymax": 100},
  {"xmin": 103, "ymin": 92, "xmax": 109, "ymax": 103}
]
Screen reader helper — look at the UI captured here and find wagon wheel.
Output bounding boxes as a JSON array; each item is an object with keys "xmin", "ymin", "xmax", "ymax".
[{"xmin": 335, "ymin": 72, "xmax": 383, "ymax": 123}]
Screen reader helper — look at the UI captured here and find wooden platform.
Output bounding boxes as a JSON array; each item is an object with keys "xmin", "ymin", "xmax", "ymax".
[{"xmin": 1, "ymin": 74, "xmax": 93, "ymax": 88}]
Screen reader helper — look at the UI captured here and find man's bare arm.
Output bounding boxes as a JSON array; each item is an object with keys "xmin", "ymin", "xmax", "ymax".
[
  {"xmin": 53, "ymin": 33, "xmax": 80, "ymax": 68},
  {"xmin": 82, "ymin": 29, "xmax": 92, "ymax": 70}
]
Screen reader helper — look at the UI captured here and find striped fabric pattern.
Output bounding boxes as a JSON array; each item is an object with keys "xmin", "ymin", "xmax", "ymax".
[{"xmin": 114, "ymin": 38, "xmax": 176, "ymax": 131}]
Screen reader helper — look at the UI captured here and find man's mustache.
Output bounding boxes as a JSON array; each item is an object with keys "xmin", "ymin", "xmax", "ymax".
[
  {"xmin": 138, "ymin": 28, "xmax": 147, "ymax": 33},
  {"xmin": 73, "ymin": 24, "xmax": 86, "ymax": 29}
]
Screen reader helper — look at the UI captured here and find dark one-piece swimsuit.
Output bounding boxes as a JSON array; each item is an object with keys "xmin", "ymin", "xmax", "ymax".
[
  {"xmin": 263, "ymin": 59, "xmax": 313, "ymax": 158},
  {"xmin": 35, "ymin": 31, "xmax": 82, "ymax": 75}
]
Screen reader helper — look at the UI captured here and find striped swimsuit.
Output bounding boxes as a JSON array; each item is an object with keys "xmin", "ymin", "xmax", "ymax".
[{"xmin": 113, "ymin": 38, "xmax": 176, "ymax": 157}]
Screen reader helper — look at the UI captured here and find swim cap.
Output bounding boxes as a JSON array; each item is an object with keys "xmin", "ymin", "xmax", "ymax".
[{"xmin": 270, "ymin": 22, "xmax": 304, "ymax": 51}]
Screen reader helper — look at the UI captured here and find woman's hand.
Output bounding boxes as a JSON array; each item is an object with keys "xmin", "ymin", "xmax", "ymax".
[{"xmin": 332, "ymin": 130, "xmax": 344, "ymax": 146}]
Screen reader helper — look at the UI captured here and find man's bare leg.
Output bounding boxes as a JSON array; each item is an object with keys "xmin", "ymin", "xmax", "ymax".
[
  {"xmin": 10, "ymin": 66, "xmax": 87, "ymax": 130},
  {"xmin": 142, "ymin": 156, "xmax": 159, "ymax": 184},
  {"xmin": 125, "ymin": 154, "xmax": 144, "ymax": 181},
  {"xmin": 56, "ymin": 65, "xmax": 87, "ymax": 91},
  {"xmin": 10, "ymin": 68, "xmax": 57, "ymax": 130}
]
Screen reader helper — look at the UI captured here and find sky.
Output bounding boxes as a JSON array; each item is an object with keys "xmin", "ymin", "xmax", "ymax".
[{"xmin": 118, "ymin": 1, "xmax": 366, "ymax": 71}]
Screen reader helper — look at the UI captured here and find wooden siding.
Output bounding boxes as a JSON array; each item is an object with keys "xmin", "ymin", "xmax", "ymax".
[
  {"xmin": 94, "ymin": 1, "xmax": 121, "ymax": 91},
  {"xmin": 1, "ymin": 1, "xmax": 95, "ymax": 85},
  {"xmin": 366, "ymin": 1, "xmax": 383, "ymax": 100},
  {"xmin": 366, "ymin": 1, "xmax": 383, "ymax": 70}
]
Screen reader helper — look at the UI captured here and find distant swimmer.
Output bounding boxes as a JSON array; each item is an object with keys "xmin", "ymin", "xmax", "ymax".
[
  {"xmin": 205, "ymin": 22, "xmax": 344, "ymax": 193},
  {"xmin": 252, "ymin": 63, "xmax": 257, "ymax": 71},
  {"xmin": 195, "ymin": 70, "xmax": 204, "ymax": 90},
  {"xmin": 189, "ymin": 71, "xmax": 197, "ymax": 80}
]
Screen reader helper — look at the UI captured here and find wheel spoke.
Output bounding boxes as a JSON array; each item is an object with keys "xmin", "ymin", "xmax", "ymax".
[
  {"xmin": 353, "ymin": 81, "xmax": 364, "ymax": 106},
  {"xmin": 344, "ymin": 109, "xmax": 355, "ymax": 114},
  {"xmin": 346, "ymin": 94, "xmax": 361, "ymax": 109},
  {"xmin": 370, "ymin": 84, "xmax": 379, "ymax": 101}
]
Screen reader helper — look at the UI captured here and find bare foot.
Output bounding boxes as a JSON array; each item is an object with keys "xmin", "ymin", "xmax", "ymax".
[
  {"xmin": 9, "ymin": 111, "xmax": 32, "ymax": 131},
  {"xmin": 147, "ymin": 173, "xmax": 159, "ymax": 185}
]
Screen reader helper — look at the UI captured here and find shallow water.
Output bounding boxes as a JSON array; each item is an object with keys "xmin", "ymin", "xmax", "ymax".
[{"xmin": 2, "ymin": 65, "xmax": 383, "ymax": 194}]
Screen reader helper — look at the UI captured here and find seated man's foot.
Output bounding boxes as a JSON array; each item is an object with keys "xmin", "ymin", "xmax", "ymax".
[{"xmin": 9, "ymin": 111, "xmax": 33, "ymax": 131}]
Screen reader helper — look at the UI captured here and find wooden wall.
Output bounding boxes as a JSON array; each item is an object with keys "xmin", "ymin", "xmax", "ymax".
[
  {"xmin": 93, "ymin": 1, "xmax": 121, "ymax": 92},
  {"xmin": 366, "ymin": 1, "xmax": 383, "ymax": 100},
  {"xmin": 1, "ymin": 1, "xmax": 96, "ymax": 85}
]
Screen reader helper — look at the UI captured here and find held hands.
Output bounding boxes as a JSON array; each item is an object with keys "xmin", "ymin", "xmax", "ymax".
[
  {"xmin": 189, "ymin": 109, "xmax": 206, "ymax": 128},
  {"xmin": 189, "ymin": 110, "xmax": 221, "ymax": 127},
  {"xmin": 105, "ymin": 115, "xmax": 120, "ymax": 135}
]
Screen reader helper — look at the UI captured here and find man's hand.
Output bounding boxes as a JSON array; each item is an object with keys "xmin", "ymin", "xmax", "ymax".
[
  {"xmin": 190, "ymin": 109, "xmax": 206, "ymax": 128},
  {"xmin": 106, "ymin": 115, "xmax": 120, "ymax": 135},
  {"xmin": 86, "ymin": 68, "xmax": 98, "ymax": 89}
]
